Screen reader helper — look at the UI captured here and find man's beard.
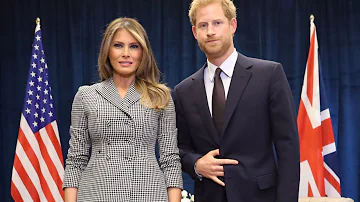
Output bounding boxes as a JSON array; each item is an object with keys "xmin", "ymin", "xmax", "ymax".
[{"xmin": 198, "ymin": 37, "xmax": 231, "ymax": 59}]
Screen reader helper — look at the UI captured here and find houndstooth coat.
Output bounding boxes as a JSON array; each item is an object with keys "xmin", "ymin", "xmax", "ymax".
[{"xmin": 63, "ymin": 78, "xmax": 183, "ymax": 202}]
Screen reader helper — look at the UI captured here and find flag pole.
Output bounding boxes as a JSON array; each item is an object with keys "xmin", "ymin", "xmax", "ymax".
[
  {"xmin": 35, "ymin": 18, "xmax": 41, "ymax": 33},
  {"xmin": 11, "ymin": 16, "xmax": 65, "ymax": 202},
  {"xmin": 310, "ymin": 14, "xmax": 314, "ymax": 23},
  {"xmin": 298, "ymin": 13, "xmax": 342, "ymax": 197}
]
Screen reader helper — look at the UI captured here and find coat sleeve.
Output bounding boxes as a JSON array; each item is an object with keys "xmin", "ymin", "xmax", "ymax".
[
  {"xmin": 173, "ymin": 86, "xmax": 202, "ymax": 180},
  {"xmin": 63, "ymin": 86, "xmax": 91, "ymax": 189},
  {"xmin": 157, "ymin": 96, "xmax": 183, "ymax": 189},
  {"xmin": 269, "ymin": 63, "xmax": 300, "ymax": 202}
]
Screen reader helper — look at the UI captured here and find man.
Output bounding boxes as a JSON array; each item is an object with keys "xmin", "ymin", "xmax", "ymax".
[{"xmin": 173, "ymin": 0, "xmax": 300, "ymax": 202}]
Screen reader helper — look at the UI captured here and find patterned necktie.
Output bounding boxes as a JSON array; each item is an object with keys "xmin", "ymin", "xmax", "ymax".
[{"xmin": 212, "ymin": 68, "xmax": 225, "ymax": 137}]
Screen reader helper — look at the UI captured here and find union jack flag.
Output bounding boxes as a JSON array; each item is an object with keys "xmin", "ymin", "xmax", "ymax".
[
  {"xmin": 298, "ymin": 15, "xmax": 341, "ymax": 197},
  {"xmin": 11, "ymin": 18, "xmax": 65, "ymax": 202}
]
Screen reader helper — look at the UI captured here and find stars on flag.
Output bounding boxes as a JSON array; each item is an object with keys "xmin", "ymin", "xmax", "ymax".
[{"xmin": 22, "ymin": 31, "xmax": 55, "ymax": 132}]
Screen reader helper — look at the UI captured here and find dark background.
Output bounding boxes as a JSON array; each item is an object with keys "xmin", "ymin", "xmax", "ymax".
[{"xmin": 1, "ymin": 0, "xmax": 359, "ymax": 201}]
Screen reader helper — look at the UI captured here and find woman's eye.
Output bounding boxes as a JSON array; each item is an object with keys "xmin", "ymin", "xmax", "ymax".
[
  {"xmin": 114, "ymin": 44, "xmax": 122, "ymax": 48},
  {"xmin": 130, "ymin": 44, "xmax": 139, "ymax": 49}
]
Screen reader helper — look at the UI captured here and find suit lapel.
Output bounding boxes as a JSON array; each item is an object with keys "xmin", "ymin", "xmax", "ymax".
[
  {"xmin": 222, "ymin": 53, "xmax": 252, "ymax": 135},
  {"xmin": 192, "ymin": 65, "xmax": 220, "ymax": 145},
  {"xmin": 95, "ymin": 78, "xmax": 140, "ymax": 115},
  {"xmin": 123, "ymin": 80, "xmax": 141, "ymax": 107}
]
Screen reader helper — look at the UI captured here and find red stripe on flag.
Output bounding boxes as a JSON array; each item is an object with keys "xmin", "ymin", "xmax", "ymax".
[
  {"xmin": 35, "ymin": 130, "xmax": 64, "ymax": 199},
  {"xmin": 306, "ymin": 28, "xmax": 316, "ymax": 105},
  {"xmin": 11, "ymin": 181, "xmax": 24, "ymax": 202},
  {"xmin": 17, "ymin": 127, "xmax": 55, "ymax": 202},
  {"xmin": 324, "ymin": 168, "xmax": 341, "ymax": 194},
  {"xmin": 321, "ymin": 118, "xmax": 335, "ymax": 146},
  {"xmin": 45, "ymin": 124, "xmax": 64, "ymax": 166},
  {"xmin": 13, "ymin": 154, "xmax": 40, "ymax": 201},
  {"xmin": 308, "ymin": 183, "xmax": 314, "ymax": 197},
  {"xmin": 298, "ymin": 101, "xmax": 326, "ymax": 196}
]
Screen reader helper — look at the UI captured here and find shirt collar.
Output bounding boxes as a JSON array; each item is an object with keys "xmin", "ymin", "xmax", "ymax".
[{"xmin": 207, "ymin": 48, "xmax": 237, "ymax": 82}]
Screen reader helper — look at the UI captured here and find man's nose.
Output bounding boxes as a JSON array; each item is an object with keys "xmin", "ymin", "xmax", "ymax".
[{"xmin": 207, "ymin": 25, "xmax": 215, "ymax": 37}]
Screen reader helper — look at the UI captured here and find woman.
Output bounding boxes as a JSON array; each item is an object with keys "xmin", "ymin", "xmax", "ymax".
[{"xmin": 63, "ymin": 17, "xmax": 182, "ymax": 202}]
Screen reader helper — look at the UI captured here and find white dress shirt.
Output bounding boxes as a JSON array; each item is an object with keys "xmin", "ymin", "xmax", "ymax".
[{"xmin": 204, "ymin": 48, "xmax": 238, "ymax": 116}]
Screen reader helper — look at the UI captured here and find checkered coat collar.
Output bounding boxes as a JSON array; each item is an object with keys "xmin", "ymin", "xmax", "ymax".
[{"xmin": 95, "ymin": 77, "xmax": 142, "ymax": 112}]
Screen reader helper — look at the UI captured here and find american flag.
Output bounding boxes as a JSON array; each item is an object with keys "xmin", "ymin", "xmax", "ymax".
[
  {"xmin": 297, "ymin": 15, "xmax": 341, "ymax": 197},
  {"xmin": 11, "ymin": 18, "xmax": 65, "ymax": 202}
]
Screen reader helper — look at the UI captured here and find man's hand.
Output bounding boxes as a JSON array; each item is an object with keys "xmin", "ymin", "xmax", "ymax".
[{"xmin": 195, "ymin": 149, "xmax": 238, "ymax": 186}]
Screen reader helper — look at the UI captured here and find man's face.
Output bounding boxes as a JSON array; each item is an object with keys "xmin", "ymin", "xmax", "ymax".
[{"xmin": 192, "ymin": 2, "xmax": 237, "ymax": 61}]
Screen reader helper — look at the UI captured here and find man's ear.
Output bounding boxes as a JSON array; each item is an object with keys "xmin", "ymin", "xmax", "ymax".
[
  {"xmin": 230, "ymin": 18, "xmax": 237, "ymax": 34},
  {"xmin": 192, "ymin": 26, "xmax": 198, "ymax": 40}
]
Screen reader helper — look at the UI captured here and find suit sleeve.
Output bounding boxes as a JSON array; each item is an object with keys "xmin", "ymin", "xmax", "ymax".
[
  {"xmin": 63, "ymin": 86, "xmax": 91, "ymax": 189},
  {"xmin": 173, "ymin": 86, "xmax": 202, "ymax": 180},
  {"xmin": 269, "ymin": 63, "xmax": 300, "ymax": 202},
  {"xmin": 157, "ymin": 97, "xmax": 183, "ymax": 189}
]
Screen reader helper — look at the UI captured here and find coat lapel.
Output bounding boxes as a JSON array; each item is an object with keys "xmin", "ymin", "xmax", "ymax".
[
  {"xmin": 192, "ymin": 65, "xmax": 220, "ymax": 145},
  {"xmin": 95, "ymin": 78, "xmax": 141, "ymax": 115},
  {"xmin": 222, "ymin": 53, "xmax": 252, "ymax": 135},
  {"xmin": 123, "ymin": 80, "xmax": 142, "ymax": 107}
]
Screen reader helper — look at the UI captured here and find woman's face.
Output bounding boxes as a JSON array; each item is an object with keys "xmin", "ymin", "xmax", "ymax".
[{"xmin": 109, "ymin": 29, "xmax": 143, "ymax": 80}]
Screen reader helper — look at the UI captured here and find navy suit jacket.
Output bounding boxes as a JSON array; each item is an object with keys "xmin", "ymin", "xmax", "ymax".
[{"xmin": 174, "ymin": 53, "xmax": 300, "ymax": 202}]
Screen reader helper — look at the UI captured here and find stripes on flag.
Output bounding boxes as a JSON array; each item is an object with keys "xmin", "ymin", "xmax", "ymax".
[
  {"xmin": 297, "ymin": 15, "xmax": 341, "ymax": 197},
  {"xmin": 11, "ymin": 18, "xmax": 65, "ymax": 202}
]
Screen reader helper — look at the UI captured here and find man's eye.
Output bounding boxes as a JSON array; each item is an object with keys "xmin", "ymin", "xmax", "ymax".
[{"xmin": 199, "ymin": 24, "xmax": 207, "ymax": 28}]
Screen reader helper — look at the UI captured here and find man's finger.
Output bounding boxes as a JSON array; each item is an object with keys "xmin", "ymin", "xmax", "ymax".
[
  {"xmin": 213, "ymin": 171, "xmax": 224, "ymax": 177},
  {"xmin": 215, "ymin": 159, "xmax": 238, "ymax": 165},
  {"xmin": 211, "ymin": 176, "xmax": 225, "ymax": 186},
  {"xmin": 210, "ymin": 165, "xmax": 224, "ymax": 172},
  {"xmin": 208, "ymin": 149, "xmax": 220, "ymax": 157}
]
